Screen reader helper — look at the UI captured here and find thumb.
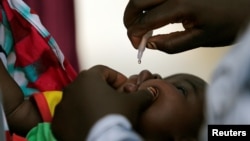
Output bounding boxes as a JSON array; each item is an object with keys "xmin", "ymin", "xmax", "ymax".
[
  {"xmin": 149, "ymin": 29, "xmax": 202, "ymax": 54},
  {"xmin": 130, "ymin": 87, "xmax": 159, "ymax": 112},
  {"xmin": 124, "ymin": 88, "xmax": 158, "ymax": 126}
]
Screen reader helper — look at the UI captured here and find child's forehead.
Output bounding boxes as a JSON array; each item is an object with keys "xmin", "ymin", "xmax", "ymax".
[
  {"xmin": 165, "ymin": 73, "xmax": 202, "ymax": 80},
  {"xmin": 163, "ymin": 73, "xmax": 206, "ymax": 86},
  {"xmin": 164, "ymin": 74, "xmax": 195, "ymax": 81}
]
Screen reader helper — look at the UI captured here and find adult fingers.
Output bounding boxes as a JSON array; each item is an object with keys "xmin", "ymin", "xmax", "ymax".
[
  {"xmin": 130, "ymin": 88, "xmax": 158, "ymax": 110},
  {"xmin": 125, "ymin": 0, "xmax": 188, "ymax": 48},
  {"xmin": 89, "ymin": 65, "xmax": 128, "ymax": 89},
  {"xmin": 124, "ymin": 0, "xmax": 165, "ymax": 28},
  {"xmin": 124, "ymin": 89, "xmax": 158, "ymax": 125},
  {"xmin": 147, "ymin": 29, "xmax": 204, "ymax": 54}
]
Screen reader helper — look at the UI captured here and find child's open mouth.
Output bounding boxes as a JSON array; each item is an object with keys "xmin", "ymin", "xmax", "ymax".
[{"xmin": 147, "ymin": 86, "xmax": 159, "ymax": 100}]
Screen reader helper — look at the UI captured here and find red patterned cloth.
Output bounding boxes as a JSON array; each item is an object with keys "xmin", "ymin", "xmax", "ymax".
[
  {"xmin": 1, "ymin": 0, "xmax": 77, "ymax": 93},
  {"xmin": 0, "ymin": 0, "xmax": 78, "ymax": 140}
]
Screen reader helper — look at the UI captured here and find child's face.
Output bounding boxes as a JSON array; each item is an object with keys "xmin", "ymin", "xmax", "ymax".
[{"xmin": 118, "ymin": 70, "xmax": 206, "ymax": 141}]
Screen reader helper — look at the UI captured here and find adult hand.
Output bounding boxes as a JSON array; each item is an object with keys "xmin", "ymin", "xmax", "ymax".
[
  {"xmin": 51, "ymin": 65, "xmax": 155, "ymax": 141},
  {"xmin": 124, "ymin": 0, "xmax": 250, "ymax": 54}
]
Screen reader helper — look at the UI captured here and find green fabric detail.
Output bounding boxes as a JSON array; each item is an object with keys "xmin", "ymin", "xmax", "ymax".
[{"xmin": 26, "ymin": 123, "xmax": 57, "ymax": 141}]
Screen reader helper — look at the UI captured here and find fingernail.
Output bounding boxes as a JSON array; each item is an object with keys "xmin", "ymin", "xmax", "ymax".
[
  {"xmin": 147, "ymin": 86, "xmax": 159, "ymax": 101},
  {"xmin": 147, "ymin": 42, "xmax": 157, "ymax": 49}
]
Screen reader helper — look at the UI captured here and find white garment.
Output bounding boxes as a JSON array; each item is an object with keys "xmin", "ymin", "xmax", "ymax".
[
  {"xmin": 87, "ymin": 114, "xmax": 143, "ymax": 141},
  {"xmin": 200, "ymin": 23, "xmax": 250, "ymax": 140}
]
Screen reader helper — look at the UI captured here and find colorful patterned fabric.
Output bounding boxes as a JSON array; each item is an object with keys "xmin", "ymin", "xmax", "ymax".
[
  {"xmin": 0, "ymin": 0, "xmax": 77, "ymax": 140},
  {"xmin": 32, "ymin": 91, "xmax": 62, "ymax": 122},
  {"xmin": 26, "ymin": 123, "xmax": 57, "ymax": 141},
  {"xmin": 25, "ymin": 91, "xmax": 60, "ymax": 140},
  {"xmin": 0, "ymin": 0, "xmax": 77, "ymax": 97}
]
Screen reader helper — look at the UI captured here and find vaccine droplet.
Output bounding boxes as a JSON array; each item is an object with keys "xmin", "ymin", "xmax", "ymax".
[{"xmin": 138, "ymin": 59, "xmax": 141, "ymax": 64}]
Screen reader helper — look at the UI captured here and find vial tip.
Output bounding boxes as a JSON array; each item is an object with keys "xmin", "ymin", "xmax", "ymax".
[{"xmin": 138, "ymin": 59, "xmax": 141, "ymax": 64}]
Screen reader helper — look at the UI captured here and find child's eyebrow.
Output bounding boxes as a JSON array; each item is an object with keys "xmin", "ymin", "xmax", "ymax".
[{"xmin": 184, "ymin": 78, "xmax": 200, "ymax": 95}]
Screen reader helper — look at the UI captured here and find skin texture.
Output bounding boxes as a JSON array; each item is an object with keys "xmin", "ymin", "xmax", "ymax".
[
  {"xmin": 118, "ymin": 70, "xmax": 207, "ymax": 141},
  {"xmin": 0, "ymin": 62, "xmax": 154, "ymax": 138},
  {"xmin": 1, "ymin": 61, "xmax": 205, "ymax": 140},
  {"xmin": 0, "ymin": 60, "xmax": 42, "ymax": 136},
  {"xmin": 51, "ymin": 65, "xmax": 155, "ymax": 141},
  {"xmin": 51, "ymin": 66, "xmax": 207, "ymax": 141},
  {"xmin": 123, "ymin": 0, "xmax": 250, "ymax": 54}
]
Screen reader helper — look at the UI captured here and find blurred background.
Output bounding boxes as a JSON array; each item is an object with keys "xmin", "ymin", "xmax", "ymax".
[{"xmin": 24, "ymin": 0, "xmax": 231, "ymax": 82}]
